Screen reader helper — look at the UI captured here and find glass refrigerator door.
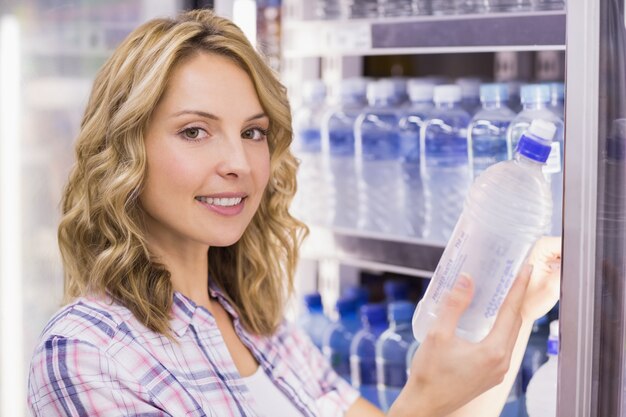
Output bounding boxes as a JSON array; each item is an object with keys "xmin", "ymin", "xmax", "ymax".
[
  {"xmin": 0, "ymin": 1, "xmax": 180, "ymax": 416},
  {"xmin": 560, "ymin": 0, "xmax": 626, "ymax": 416}
]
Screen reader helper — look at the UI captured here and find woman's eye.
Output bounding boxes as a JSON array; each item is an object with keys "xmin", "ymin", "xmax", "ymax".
[
  {"xmin": 180, "ymin": 127, "xmax": 207, "ymax": 141},
  {"xmin": 242, "ymin": 127, "xmax": 268, "ymax": 141}
]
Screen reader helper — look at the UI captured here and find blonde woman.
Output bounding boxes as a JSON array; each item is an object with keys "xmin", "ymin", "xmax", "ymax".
[{"xmin": 27, "ymin": 9, "xmax": 561, "ymax": 417}]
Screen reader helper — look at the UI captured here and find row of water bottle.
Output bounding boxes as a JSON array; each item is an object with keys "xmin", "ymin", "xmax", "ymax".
[
  {"xmin": 315, "ymin": 0, "xmax": 565, "ymax": 20},
  {"xmin": 297, "ymin": 283, "xmax": 559, "ymax": 416},
  {"xmin": 291, "ymin": 76, "xmax": 565, "ymax": 242}
]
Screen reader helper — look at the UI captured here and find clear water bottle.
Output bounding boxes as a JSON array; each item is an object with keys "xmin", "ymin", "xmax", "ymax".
[
  {"xmin": 380, "ymin": 0, "xmax": 432, "ymax": 16},
  {"xmin": 398, "ymin": 80, "xmax": 433, "ymax": 237},
  {"xmin": 343, "ymin": 0, "xmax": 379, "ymax": 18},
  {"xmin": 321, "ymin": 77, "xmax": 367, "ymax": 230},
  {"xmin": 507, "ymin": 81, "xmax": 523, "ymax": 113},
  {"xmin": 388, "ymin": 76, "xmax": 409, "ymax": 107},
  {"xmin": 350, "ymin": 304, "xmax": 388, "ymax": 408},
  {"xmin": 376, "ymin": 301, "xmax": 415, "ymax": 411},
  {"xmin": 521, "ymin": 315, "xmax": 550, "ymax": 392},
  {"xmin": 468, "ymin": 83, "xmax": 516, "ymax": 178},
  {"xmin": 545, "ymin": 81, "xmax": 565, "ymax": 120},
  {"xmin": 489, "ymin": 0, "xmax": 532, "ymax": 11},
  {"xmin": 405, "ymin": 339, "xmax": 420, "ymax": 377},
  {"xmin": 292, "ymin": 79, "xmax": 329, "ymax": 226},
  {"xmin": 420, "ymin": 85, "xmax": 472, "ymax": 243},
  {"xmin": 431, "ymin": 0, "xmax": 457, "ymax": 14},
  {"xmin": 355, "ymin": 80, "xmax": 408, "ymax": 235},
  {"xmin": 297, "ymin": 293, "xmax": 332, "ymax": 350},
  {"xmin": 534, "ymin": 0, "xmax": 565, "ymax": 10},
  {"xmin": 323, "ymin": 297, "xmax": 361, "ymax": 383},
  {"xmin": 525, "ymin": 320, "xmax": 559, "ymax": 417},
  {"xmin": 316, "ymin": 0, "xmax": 343, "ymax": 19},
  {"xmin": 457, "ymin": 77, "xmax": 482, "ymax": 115},
  {"xmin": 413, "ymin": 120, "xmax": 555, "ymax": 343},
  {"xmin": 507, "ymin": 84, "xmax": 564, "ymax": 237}
]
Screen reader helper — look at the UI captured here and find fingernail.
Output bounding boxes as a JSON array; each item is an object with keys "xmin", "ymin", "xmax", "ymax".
[{"xmin": 456, "ymin": 274, "xmax": 471, "ymax": 290}]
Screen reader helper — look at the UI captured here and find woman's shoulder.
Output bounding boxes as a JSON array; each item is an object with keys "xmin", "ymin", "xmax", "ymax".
[{"xmin": 35, "ymin": 295, "xmax": 135, "ymax": 351}]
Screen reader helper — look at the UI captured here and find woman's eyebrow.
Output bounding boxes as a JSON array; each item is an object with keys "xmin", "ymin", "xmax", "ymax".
[{"xmin": 170, "ymin": 110, "xmax": 267, "ymax": 122}]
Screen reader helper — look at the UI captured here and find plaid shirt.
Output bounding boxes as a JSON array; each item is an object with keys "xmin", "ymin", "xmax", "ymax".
[{"xmin": 28, "ymin": 286, "xmax": 359, "ymax": 416}]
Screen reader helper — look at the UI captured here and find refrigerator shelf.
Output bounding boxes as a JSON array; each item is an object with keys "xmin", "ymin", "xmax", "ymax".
[
  {"xmin": 300, "ymin": 226, "xmax": 445, "ymax": 276},
  {"xmin": 283, "ymin": 10, "xmax": 565, "ymax": 58}
]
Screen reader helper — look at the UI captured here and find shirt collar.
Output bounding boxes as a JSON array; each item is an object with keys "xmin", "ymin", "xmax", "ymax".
[{"xmin": 170, "ymin": 281, "xmax": 240, "ymax": 338}]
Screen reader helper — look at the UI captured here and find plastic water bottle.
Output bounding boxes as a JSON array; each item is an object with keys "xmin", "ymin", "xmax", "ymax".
[
  {"xmin": 545, "ymin": 81, "xmax": 565, "ymax": 120},
  {"xmin": 398, "ymin": 80, "xmax": 433, "ymax": 237},
  {"xmin": 534, "ymin": 0, "xmax": 565, "ymax": 10},
  {"xmin": 489, "ymin": 0, "xmax": 532, "ymax": 11},
  {"xmin": 521, "ymin": 316, "xmax": 550, "ymax": 392},
  {"xmin": 507, "ymin": 81, "xmax": 523, "ymax": 113},
  {"xmin": 468, "ymin": 83, "xmax": 516, "ymax": 178},
  {"xmin": 457, "ymin": 77, "xmax": 482, "ymax": 115},
  {"xmin": 389, "ymin": 77, "xmax": 409, "ymax": 107},
  {"xmin": 321, "ymin": 77, "xmax": 367, "ymax": 230},
  {"xmin": 413, "ymin": 120, "xmax": 555, "ymax": 343},
  {"xmin": 355, "ymin": 80, "xmax": 408, "ymax": 235},
  {"xmin": 405, "ymin": 339, "xmax": 420, "ymax": 377},
  {"xmin": 297, "ymin": 293, "xmax": 332, "ymax": 350},
  {"xmin": 316, "ymin": 0, "xmax": 343, "ymax": 19},
  {"xmin": 323, "ymin": 297, "xmax": 361, "ymax": 383},
  {"xmin": 384, "ymin": 280, "xmax": 410, "ymax": 302},
  {"xmin": 343, "ymin": 0, "xmax": 379, "ymax": 18},
  {"xmin": 507, "ymin": 84, "xmax": 564, "ymax": 237},
  {"xmin": 292, "ymin": 79, "xmax": 329, "ymax": 226},
  {"xmin": 420, "ymin": 85, "xmax": 472, "ymax": 243},
  {"xmin": 431, "ymin": 0, "xmax": 457, "ymax": 14},
  {"xmin": 376, "ymin": 301, "xmax": 415, "ymax": 411},
  {"xmin": 350, "ymin": 304, "xmax": 388, "ymax": 408},
  {"xmin": 526, "ymin": 320, "xmax": 559, "ymax": 417}
]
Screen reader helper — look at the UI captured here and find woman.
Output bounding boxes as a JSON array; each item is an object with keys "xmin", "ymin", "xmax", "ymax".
[{"xmin": 28, "ymin": 9, "xmax": 561, "ymax": 417}]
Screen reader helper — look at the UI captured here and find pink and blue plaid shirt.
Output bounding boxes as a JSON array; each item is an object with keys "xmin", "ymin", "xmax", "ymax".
[{"xmin": 28, "ymin": 285, "xmax": 359, "ymax": 416}]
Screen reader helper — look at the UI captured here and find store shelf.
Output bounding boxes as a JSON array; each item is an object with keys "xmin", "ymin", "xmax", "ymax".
[
  {"xmin": 300, "ymin": 226, "xmax": 445, "ymax": 277},
  {"xmin": 283, "ymin": 10, "xmax": 565, "ymax": 57}
]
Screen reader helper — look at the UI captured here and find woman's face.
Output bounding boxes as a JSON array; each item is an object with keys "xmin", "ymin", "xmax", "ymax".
[{"xmin": 140, "ymin": 52, "xmax": 270, "ymax": 252}]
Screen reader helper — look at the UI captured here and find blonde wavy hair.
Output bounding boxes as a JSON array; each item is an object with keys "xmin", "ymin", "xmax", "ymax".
[{"xmin": 59, "ymin": 9, "xmax": 308, "ymax": 337}]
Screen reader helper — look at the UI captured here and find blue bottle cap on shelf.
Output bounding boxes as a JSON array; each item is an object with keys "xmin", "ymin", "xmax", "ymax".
[
  {"xmin": 360, "ymin": 303, "xmax": 388, "ymax": 327},
  {"xmin": 345, "ymin": 286, "xmax": 369, "ymax": 306},
  {"xmin": 388, "ymin": 301, "xmax": 414, "ymax": 323},
  {"xmin": 547, "ymin": 320, "xmax": 559, "ymax": 355},
  {"xmin": 384, "ymin": 280, "xmax": 409, "ymax": 301},
  {"xmin": 480, "ymin": 83, "xmax": 509, "ymax": 103},
  {"xmin": 335, "ymin": 296, "xmax": 357, "ymax": 316},
  {"xmin": 520, "ymin": 84, "xmax": 550, "ymax": 104},
  {"xmin": 515, "ymin": 119, "xmax": 556, "ymax": 163},
  {"xmin": 303, "ymin": 293, "xmax": 323, "ymax": 310}
]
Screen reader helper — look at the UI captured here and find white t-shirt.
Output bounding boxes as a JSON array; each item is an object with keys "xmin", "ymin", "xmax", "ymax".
[{"xmin": 242, "ymin": 366, "xmax": 306, "ymax": 417}]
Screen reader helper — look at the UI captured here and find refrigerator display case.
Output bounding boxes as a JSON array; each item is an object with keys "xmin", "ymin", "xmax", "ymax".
[{"xmin": 0, "ymin": 2, "xmax": 180, "ymax": 416}]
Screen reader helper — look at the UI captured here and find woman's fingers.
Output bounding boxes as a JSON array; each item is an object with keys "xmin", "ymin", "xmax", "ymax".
[
  {"xmin": 435, "ymin": 274, "xmax": 475, "ymax": 339},
  {"xmin": 484, "ymin": 264, "xmax": 532, "ymax": 350}
]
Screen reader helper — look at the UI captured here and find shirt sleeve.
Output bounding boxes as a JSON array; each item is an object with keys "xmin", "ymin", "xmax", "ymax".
[
  {"xmin": 28, "ymin": 336, "xmax": 171, "ymax": 417},
  {"xmin": 287, "ymin": 325, "xmax": 360, "ymax": 415}
]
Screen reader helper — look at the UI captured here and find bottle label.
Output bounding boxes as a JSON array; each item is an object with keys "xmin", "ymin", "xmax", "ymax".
[
  {"xmin": 543, "ymin": 142, "xmax": 562, "ymax": 174},
  {"xmin": 421, "ymin": 212, "xmax": 536, "ymax": 338}
]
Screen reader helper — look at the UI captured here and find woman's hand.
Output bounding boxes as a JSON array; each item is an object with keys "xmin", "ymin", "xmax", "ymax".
[
  {"xmin": 388, "ymin": 265, "xmax": 532, "ymax": 417},
  {"xmin": 522, "ymin": 236, "xmax": 562, "ymax": 322}
]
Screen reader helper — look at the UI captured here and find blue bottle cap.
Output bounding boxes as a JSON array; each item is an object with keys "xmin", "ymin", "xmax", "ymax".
[
  {"xmin": 384, "ymin": 280, "xmax": 409, "ymax": 301},
  {"xmin": 360, "ymin": 303, "xmax": 388, "ymax": 327},
  {"xmin": 345, "ymin": 286, "xmax": 369, "ymax": 306},
  {"xmin": 515, "ymin": 119, "xmax": 556, "ymax": 163},
  {"xmin": 388, "ymin": 301, "xmax": 414, "ymax": 323},
  {"xmin": 480, "ymin": 83, "xmax": 509, "ymax": 103},
  {"xmin": 303, "ymin": 293, "xmax": 323, "ymax": 310},
  {"xmin": 335, "ymin": 296, "xmax": 357, "ymax": 316},
  {"xmin": 520, "ymin": 84, "xmax": 550, "ymax": 104}
]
